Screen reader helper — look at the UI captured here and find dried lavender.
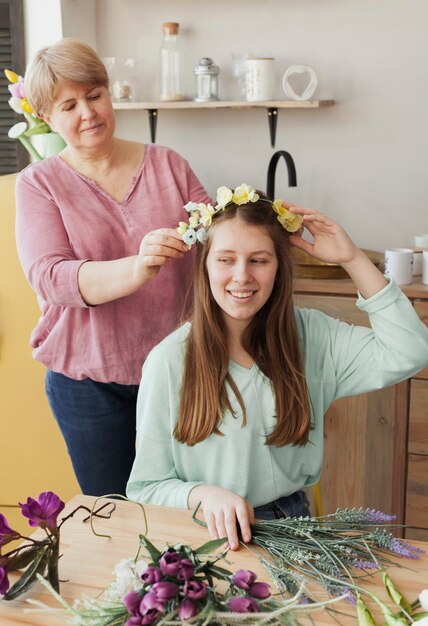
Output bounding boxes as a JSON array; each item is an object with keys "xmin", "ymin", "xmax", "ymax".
[{"xmin": 249, "ymin": 508, "xmax": 423, "ymax": 603}]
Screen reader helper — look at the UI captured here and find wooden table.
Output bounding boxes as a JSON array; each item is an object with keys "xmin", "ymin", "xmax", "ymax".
[{"xmin": 1, "ymin": 495, "xmax": 427, "ymax": 625}]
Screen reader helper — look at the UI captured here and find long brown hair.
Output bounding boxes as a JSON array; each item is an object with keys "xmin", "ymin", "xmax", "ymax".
[{"xmin": 174, "ymin": 199, "xmax": 311, "ymax": 447}]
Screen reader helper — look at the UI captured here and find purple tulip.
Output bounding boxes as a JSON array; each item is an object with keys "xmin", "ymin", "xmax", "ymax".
[
  {"xmin": 140, "ymin": 591, "xmax": 165, "ymax": 612},
  {"xmin": 229, "ymin": 596, "xmax": 260, "ymax": 613},
  {"xmin": 249, "ymin": 582, "xmax": 271, "ymax": 599},
  {"xmin": 125, "ymin": 611, "xmax": 160, "ymax": 626},
  {"xmin": 0, "ymin": 514, "xmax": 18, "ymax": 546},
  {"xmin": 0, "ymin": 567, "xmax": 10, "ymax": 596},
  {"xmin": 232, "ymin": 569, "xmax": 257, "ymax": 590},
  {"xmin": 19, "ymin": 491, "xmax": 65, "ymax": 531},
  {"xmin": 177, "ymin": 559, "xmax": 194, "ymax": 581},
  {"xmin": 183, "ymin": 579, "xmax": 207, "ymax": 600},
  {"xmin": 178, "ymin": 598, "xmax": 198, "ymax": 620},
  {"xmin": 123, "ymin": 591, "xmax": 142, "ymax": 615},
  {"xmin": 159, "ymin": 550, "xmax": 180, "ymax": 576},
  {"xmin": 151, "ymin": 581, "xmax": 178, "ymax": 601},
  {"xmin": 141, "ymin": 610, "xmax": 160, "ymax": 625},
  {"xmin": 141, "ymin": 566, "xmax": 163, "ymax": 585},
  {"xmin": 8, "ymin": 76, "xmax": 26, "ymax": 99}
]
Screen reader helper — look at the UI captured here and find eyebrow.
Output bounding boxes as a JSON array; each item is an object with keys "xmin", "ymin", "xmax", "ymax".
[{"xmin": 213, "ymin": 249, "xmax": 274, "ymax": 256}]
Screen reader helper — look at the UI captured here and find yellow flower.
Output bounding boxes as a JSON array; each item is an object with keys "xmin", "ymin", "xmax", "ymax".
[
  {"xmin": 188, "ymin": 213, "xmax": 199, "ymax": 229},
  {"xmin": 232, "ymin": 184, "xmax": 259, "ymax": 206},
  {"xmin": 21, "ymin": 98, "xmax": 34, "ymax": 114},
  {"xmin": 177, "ymin": 222, "xmax": 188, "ymax": 234},
  {"xmin": 4, "ymin": 69, "xmax": 19, "ymax": 83},
  {"xmin": 272, "ymin": 198, "xmax": 289, "ymax": 218},
  {"xmin": 216, "ymin": 186, "xmax": 233, "ymax": 208},
  {"xmin": 273, "ymin": 199, "xmax": 303, "ymax": 233},
  {"xmin": 199, "ymin": 203, "xmax": 216, "ymax": 227}
]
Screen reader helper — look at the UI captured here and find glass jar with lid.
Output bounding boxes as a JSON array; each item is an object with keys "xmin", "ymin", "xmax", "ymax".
[{"xmin": 160, "ymin": 22, "xmax": 184, "ymax": 101}]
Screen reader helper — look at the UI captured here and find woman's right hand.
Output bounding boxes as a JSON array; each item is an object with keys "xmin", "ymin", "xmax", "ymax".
[
  {"xmin": 134, "ymin": 228, "xmax": 189, "ymax": 283},
  {"xmin": 188, "ymin": 485, "xmax": 255, "ymax": 551}
]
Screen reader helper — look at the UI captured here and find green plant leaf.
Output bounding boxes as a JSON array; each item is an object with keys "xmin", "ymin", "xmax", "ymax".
[
  {"xmin": 357, "ymin": 596, "xmax": 377, "ymax": 626},
  {"xmin": 194, "ymin": 537, "xmax": 228, "ymax": 555},
  {"xmin": 3, "ymin": 548, "xmax": 48, "ymax": 600},
  {"xmin": 139, "ymin": 534, "xmax": 161, "ymax": 562},
  {"xmin": 382, "ymin": 571, "xmax": 412, "ymax": 613},
  {"xmin": 5, "ymin": 545, "xmax": 43, "ymax": 571},
  {"xmin": 412, "ymin": 613, "xmax": 428, "ymax": 622}
]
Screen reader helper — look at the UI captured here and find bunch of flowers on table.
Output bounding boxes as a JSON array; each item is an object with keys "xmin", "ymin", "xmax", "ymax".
[
  {"xmin": 3, "ymin": 495, "xmax": 428, "ymax": 625},
  {"xmin": 0, "ymin": 491, "xmax": 64, "ymax": 599}
]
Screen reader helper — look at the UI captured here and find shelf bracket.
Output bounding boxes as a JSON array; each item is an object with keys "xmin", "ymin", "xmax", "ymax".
[
  {"xmin": 148, "ymin": 109, "xmax": 158, "ymax": 143},
  {"xmin": 267, "ymin": 107, "xmax": 278, "ymax": 148}
]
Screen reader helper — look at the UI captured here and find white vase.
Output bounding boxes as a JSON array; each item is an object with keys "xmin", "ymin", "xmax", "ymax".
[{"xmin": 30, "ymin": 133, "xmax": 66, "ymax": 160}]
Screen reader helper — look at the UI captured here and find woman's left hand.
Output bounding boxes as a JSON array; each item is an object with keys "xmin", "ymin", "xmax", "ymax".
[{"xmin": 285, "ymin": 205, "xmax": 359, "ymax": 266}]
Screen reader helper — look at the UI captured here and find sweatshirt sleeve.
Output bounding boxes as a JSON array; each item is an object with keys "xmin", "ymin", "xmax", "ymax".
[
  {"xmin": 324, "ymin": 279, "xmax": 428, "ymax": 400},
  {"xmin": 15, "ymin": 169, "xmax": 89, "ymax": 308},
  {"xmin": 126, "ymin": 337, "xmax": 204, "ymax": 508}
]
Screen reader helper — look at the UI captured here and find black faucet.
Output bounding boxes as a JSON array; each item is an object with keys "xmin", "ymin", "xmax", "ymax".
[{"xmin": 266, "ymin": 150, "xmax": 297, "ymax": 200}]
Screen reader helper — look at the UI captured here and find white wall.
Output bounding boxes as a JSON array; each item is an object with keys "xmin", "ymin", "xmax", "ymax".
[{"xmin": 26, "ymin": 0, "xmax": 428, "ymax": 251}]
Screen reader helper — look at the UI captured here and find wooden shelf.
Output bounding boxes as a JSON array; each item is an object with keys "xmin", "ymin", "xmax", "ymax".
[
  {"xmin": 112, "ymin": 99, "xmax": 335, "ymax": 146},
  {"xmin": 112, "ymin": 99, "xmax": 335, "ymax": 110}
]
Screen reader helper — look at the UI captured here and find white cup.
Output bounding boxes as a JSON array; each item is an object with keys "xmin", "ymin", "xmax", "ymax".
[
  {"xmin": 384, "ymin": 248, "xmax": 414, "ymax": 285},
  {"xmin": 245, "ymin": 58, "xmax": 275, "ymax": 102},
  {"xmin": 414, "ymin": 234, "xmax": 428, "ymax": 249},
  {"xmin": 413, "ymin": 250, "xmax": 423, "ymax": 276},
  {"xmin": 423, "ymin": 250, "xmax": 428, "ymax": 285}
]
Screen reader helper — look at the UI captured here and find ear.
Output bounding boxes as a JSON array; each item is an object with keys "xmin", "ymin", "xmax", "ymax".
[{"xmin": 40, "ymin": 112, "xmax": 54, "ymax": 132}]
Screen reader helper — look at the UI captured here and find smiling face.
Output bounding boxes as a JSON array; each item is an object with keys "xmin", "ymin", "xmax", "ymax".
[
  {"xmin": 43, "ymin": 83, "xmax": 115, "ymax": 153},
  {"xmin": 205, "ymin": 216, "xmax": 279, "ymax": 337}
]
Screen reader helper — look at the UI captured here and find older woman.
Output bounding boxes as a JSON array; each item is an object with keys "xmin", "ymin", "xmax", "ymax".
[{"xmin": 15, "ymin": 38, "xmax": 211, "ymax": 496}]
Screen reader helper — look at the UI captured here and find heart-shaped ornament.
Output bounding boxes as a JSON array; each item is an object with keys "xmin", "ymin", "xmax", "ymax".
[{"xmin": 282, "ymin": 64, "xmax": 318, "ymax": 101}]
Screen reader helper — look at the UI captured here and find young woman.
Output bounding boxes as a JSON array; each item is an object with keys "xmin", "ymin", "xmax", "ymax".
[{"xmin": 126, "ymin": 185, "xmax": 428, "ymax": 550}]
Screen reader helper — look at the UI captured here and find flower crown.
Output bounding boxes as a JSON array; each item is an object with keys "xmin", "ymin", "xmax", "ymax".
[{"xmin": 177, "ymin": 184, "xmax": 303, "ymax": 246}]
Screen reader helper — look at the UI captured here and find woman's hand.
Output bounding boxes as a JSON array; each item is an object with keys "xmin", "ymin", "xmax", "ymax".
[
  {"xmin": 285, "ymin": 205, "xmax": 359, "ymax": 266},
  {"xmin": 188, "ymin": 485, "xmax": 254, "ymax": 551},
  {"xmin": 134, "ymin": 228, "xmax": 189, "ymax": 282},
  {"xmin": 78, "ymin": 227, "xmax": 189, "ymax": 306},
  {"xmin": 285, "ymin": 204, "xmax": 388, "ymax": 299}
]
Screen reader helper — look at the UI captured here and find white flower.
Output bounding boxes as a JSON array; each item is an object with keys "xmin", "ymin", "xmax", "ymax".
[
  {"xmin": 103, "ymin": 557, "xmax": 146, "ymax": 601},
  {"xmin": 183, "ymin": 229, "xmax": 197, "ymax": 245},
  {"xmin": 232, "ymin": 184, "xmax": 259, "ymax": 206},
  {"xmin": 189, "ymin": 213, "xmax": 199, "ymax": 229},
  {"xmin": 197, "ymin": 228, "xmax": 209, "ymax": 244},
  {"xmin": 184, "ymin": 201, "xmax": 199, "ymax": 213},
  {"xmin": 216, "ymin": 186, "xmax": 233, "ymax": 208},
  {"xmin": 199, "ymin": 203, "xmax": 216, "ymax": 227},
  {"xmin": 420, "ymin": 588, "xmax": 428, "ymax": 610},
  {"xmin": 8, "ymin": 96, "xmax": 24, "ymax": 114},
  {"xmin": 415, "ymin": 618, "xmax": 428, "ymax": 626}
]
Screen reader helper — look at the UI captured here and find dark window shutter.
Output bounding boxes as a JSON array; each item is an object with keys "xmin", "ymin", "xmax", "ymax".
[{"xmin": 0, "ymin": 0, "xmax": 28, "ymax": 174}]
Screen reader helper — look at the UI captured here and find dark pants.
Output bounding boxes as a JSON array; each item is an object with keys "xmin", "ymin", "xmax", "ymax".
[
  {"xmin": 45, "ymin": 370, "xmax": 138, "ymax": 497},
  {"xmin": 254, "ymin": 490, "xmax": 311, "ymax": 520}
]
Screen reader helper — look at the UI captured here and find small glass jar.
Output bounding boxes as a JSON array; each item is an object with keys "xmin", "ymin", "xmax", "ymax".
[{"xmin": 193, "ymin": 57, "xmax": 219, "ymax": 102}]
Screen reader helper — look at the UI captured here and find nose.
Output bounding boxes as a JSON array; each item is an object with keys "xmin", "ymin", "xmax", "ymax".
[
  {"xmin": 232, "ymin": 260, "xmax": 253, "ymax": 284},
  {"xmin": 80, "ymin": 99, "xmax": 96, "ymax": 120}
]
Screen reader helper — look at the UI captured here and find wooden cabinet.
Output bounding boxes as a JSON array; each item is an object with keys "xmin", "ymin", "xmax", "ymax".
[{"xmin": 294, "ymin": 278, "xmax": 428, "ymax": 538}]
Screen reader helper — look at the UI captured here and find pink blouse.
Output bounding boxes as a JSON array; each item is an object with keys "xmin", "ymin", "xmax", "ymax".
[{"xmin": 15, "ymin": 144, "xmax": 211, "ymax": 384}]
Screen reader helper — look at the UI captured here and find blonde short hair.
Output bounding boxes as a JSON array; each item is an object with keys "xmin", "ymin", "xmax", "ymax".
[{"xmin": 25, "ymin": 38, "xmax": 109, "ymax": 116}]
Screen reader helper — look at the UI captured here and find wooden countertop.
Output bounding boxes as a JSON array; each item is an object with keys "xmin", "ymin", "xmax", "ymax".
[
  {"xmin": 294, "ymin": 277, "xmax": 428, "ymax": 299},
  {"xmin": 1, "ymin": 495, "xmax": 427, "ymax": 625}
]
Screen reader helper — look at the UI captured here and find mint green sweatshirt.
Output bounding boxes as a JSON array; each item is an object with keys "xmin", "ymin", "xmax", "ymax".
[{"xmin": 127, "ymin": 280, "xmax": 428, "ymax": 509}]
